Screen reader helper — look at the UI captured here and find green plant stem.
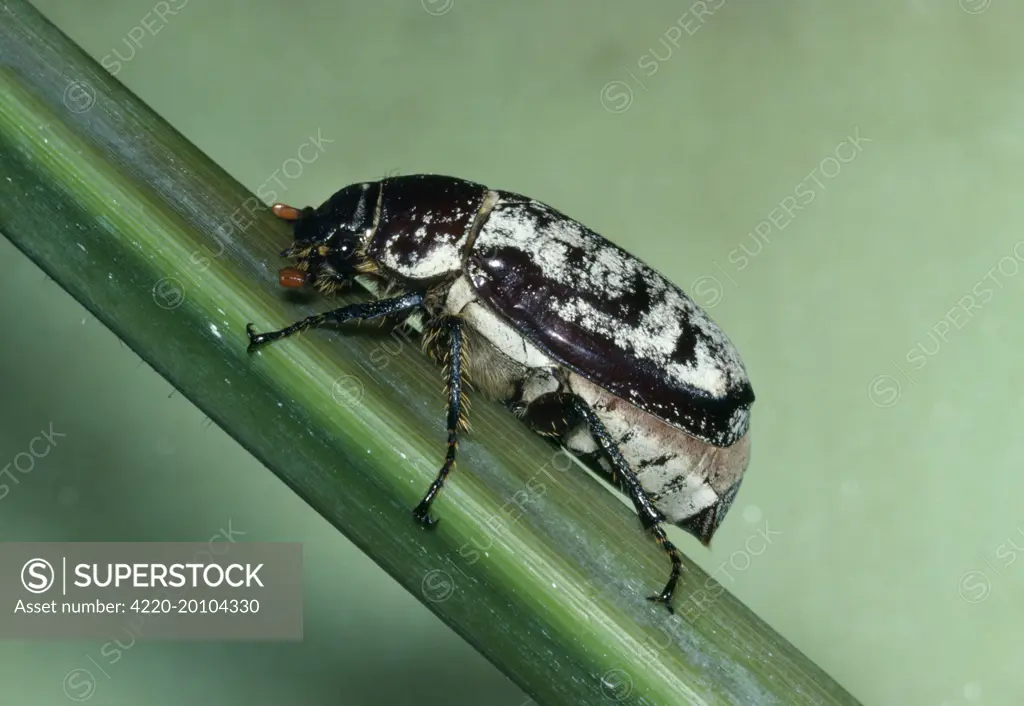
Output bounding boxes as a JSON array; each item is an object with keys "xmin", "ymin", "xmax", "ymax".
[{"xmin": 0, "ymin": 2, "xmax": 863, "ymax": 704}]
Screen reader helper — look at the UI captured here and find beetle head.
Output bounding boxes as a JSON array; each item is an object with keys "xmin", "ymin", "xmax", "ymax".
[{"xmin": 275, "ymin": 182, "xmax": 379, "ymax": 293}]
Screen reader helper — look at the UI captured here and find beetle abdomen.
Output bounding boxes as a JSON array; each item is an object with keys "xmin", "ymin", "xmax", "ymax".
[{"xmin": 563, "ymin": 374, "xmax": 750, "ymax": 533}]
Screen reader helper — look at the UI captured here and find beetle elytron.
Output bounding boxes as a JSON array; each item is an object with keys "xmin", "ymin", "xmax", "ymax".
[{"xmin": 245, "ymin": 174, "xmax": 755, "ymax": 613}]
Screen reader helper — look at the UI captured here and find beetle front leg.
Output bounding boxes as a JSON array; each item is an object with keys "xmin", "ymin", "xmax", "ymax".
[
  {"xmin": 522, "ymin": 392, "xmax": 683, "ymax": 614},
  {"xmin": 412, "ymin": 315, "xmax": 468, "ymax": 528},
  {"xmin": 245, "ymin": 292, "xmax": 425, "ymax": 352}
]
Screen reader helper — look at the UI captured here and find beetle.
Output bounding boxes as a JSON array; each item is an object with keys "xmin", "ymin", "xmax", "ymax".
[{"xmin": 245, "ymin": 174, "xmax": 754, "ymax": 613}]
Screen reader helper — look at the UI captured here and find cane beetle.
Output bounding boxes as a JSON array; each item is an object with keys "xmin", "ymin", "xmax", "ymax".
[{"xmin": 245, "ymin": 174, "xmax": 755, "ymax": 613}]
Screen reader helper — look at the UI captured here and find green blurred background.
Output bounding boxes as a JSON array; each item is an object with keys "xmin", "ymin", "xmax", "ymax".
[{"xmin": 2, "ymin": 1, "xmax": 1022, "ymax": 704}]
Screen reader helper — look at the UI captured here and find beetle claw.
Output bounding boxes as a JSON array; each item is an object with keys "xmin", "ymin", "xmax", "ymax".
[
  {"xmin": 646, "ymin": 592, "xmax": 676, "ymax": 615},
  {"xmin": 246, "ymin": 323, "xmax": 278, "ymax": 353},
  {"xmin": 412, "ymin": 505, "xmax": 440, "ymax": 529},
  {"xmin": 245, "ymin": 323, "xmax": 263, "ymax": 352}
]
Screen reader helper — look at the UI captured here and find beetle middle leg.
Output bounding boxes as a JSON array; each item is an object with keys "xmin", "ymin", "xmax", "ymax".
[
  {"xmin": 245, "ymin": 292, "xmax": 425, "ymax": 352},
  {"xmin": 412, "ymin": 315, "xmax": 469, "ymax": 528},
  {"xmin": 521, "ymin": 391, "xmax": 683, "ymax": 614}
]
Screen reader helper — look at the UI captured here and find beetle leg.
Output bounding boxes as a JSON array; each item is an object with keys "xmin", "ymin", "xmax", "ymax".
[
  {"xmin": 245, "ymin": 292, "xmax": 425, "ymax": 352},
  {"xmin": 572, "ymin": 396, "xmax": 683, "ymax": 613},
  {"xmin": 523, "ymin": 392, "xmax": 682, "ymax": 613},
  {"xmin": 412, "ymin": 315, "xmax": 467, "ymax": 528}
]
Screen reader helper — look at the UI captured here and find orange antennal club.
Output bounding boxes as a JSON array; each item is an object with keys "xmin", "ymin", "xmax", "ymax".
[
  {"xmin": 278, "ymin": 267, "xmax": 309, "ymax": 288},
  {"xmin": 272, "ymin": 203, "xmax": 303, "ymax": 221}
]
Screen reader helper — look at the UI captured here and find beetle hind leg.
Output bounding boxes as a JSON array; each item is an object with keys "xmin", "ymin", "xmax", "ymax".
[
  {"xmin": 521, "ymin": 391, "xmax": 683, "ymax": 613},
  {"xmin": 412, "ymin": 315, "xmax": 469, "ymax": 528},
  {"xmin": 645, "ymin": 526, "xmax": 683, "ymax": 611}
]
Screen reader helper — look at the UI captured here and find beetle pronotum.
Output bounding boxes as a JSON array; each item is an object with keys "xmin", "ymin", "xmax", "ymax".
[{"xmin": 246, "ymin": 174, "xmax": 755, "ymax": 612}]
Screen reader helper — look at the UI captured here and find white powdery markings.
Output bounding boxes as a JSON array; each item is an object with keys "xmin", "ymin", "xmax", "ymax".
[
  {"xmin": 485, "ymin": 201, "xmax": 597, "ymax": 284},
  {"xmin": 413, "ymin": 240, "xmax": 462, "ymax": 278},
  {"xmin": 688, "ymin": 303, "xmax": 730, "ymax": 348},
  {"xmin": 379, "ymin": 230, "xmax": 463, "ymax": 279},
  {"xmin": 667, "ymin": 287, "xmax": 746, "ymax": 382},
  {"xmin": 728, "ymin": 407, "xmax": 749, "ymax": 437},
  {"xmin": 481, "ymin": 195, "xmax": 746, "ymax": 399},
  {"xmin": 443, "ymin": 206, "xmax": 467, "ymax": 225},
  {"xmin": 535, "ymin": 239, "xmax": 573, "ymax": 282},
  {"xmin": 587, "ymin": 244, "xmax": 636, "ymax": 297},
  {"xmin": 555, "ymin": 295, "xmax": 728, "ymax": 397},
  {"xmin": 556, "ymin": 297, "xmax": 614, "ymax": 337},
  {"xmin": 482, "ymin": 207, "xmax": 533, "ymax": 247},
  {"xmin": 530, "ymin": 202, "xmax": 590, "ymax": 249},
  {"xmin": 627, "ymin": 299, "xmax": 683, "ymax": 361},
  {"xmin": 667, "ymin": 344, "xmax": 727, "ymax": 397}
]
